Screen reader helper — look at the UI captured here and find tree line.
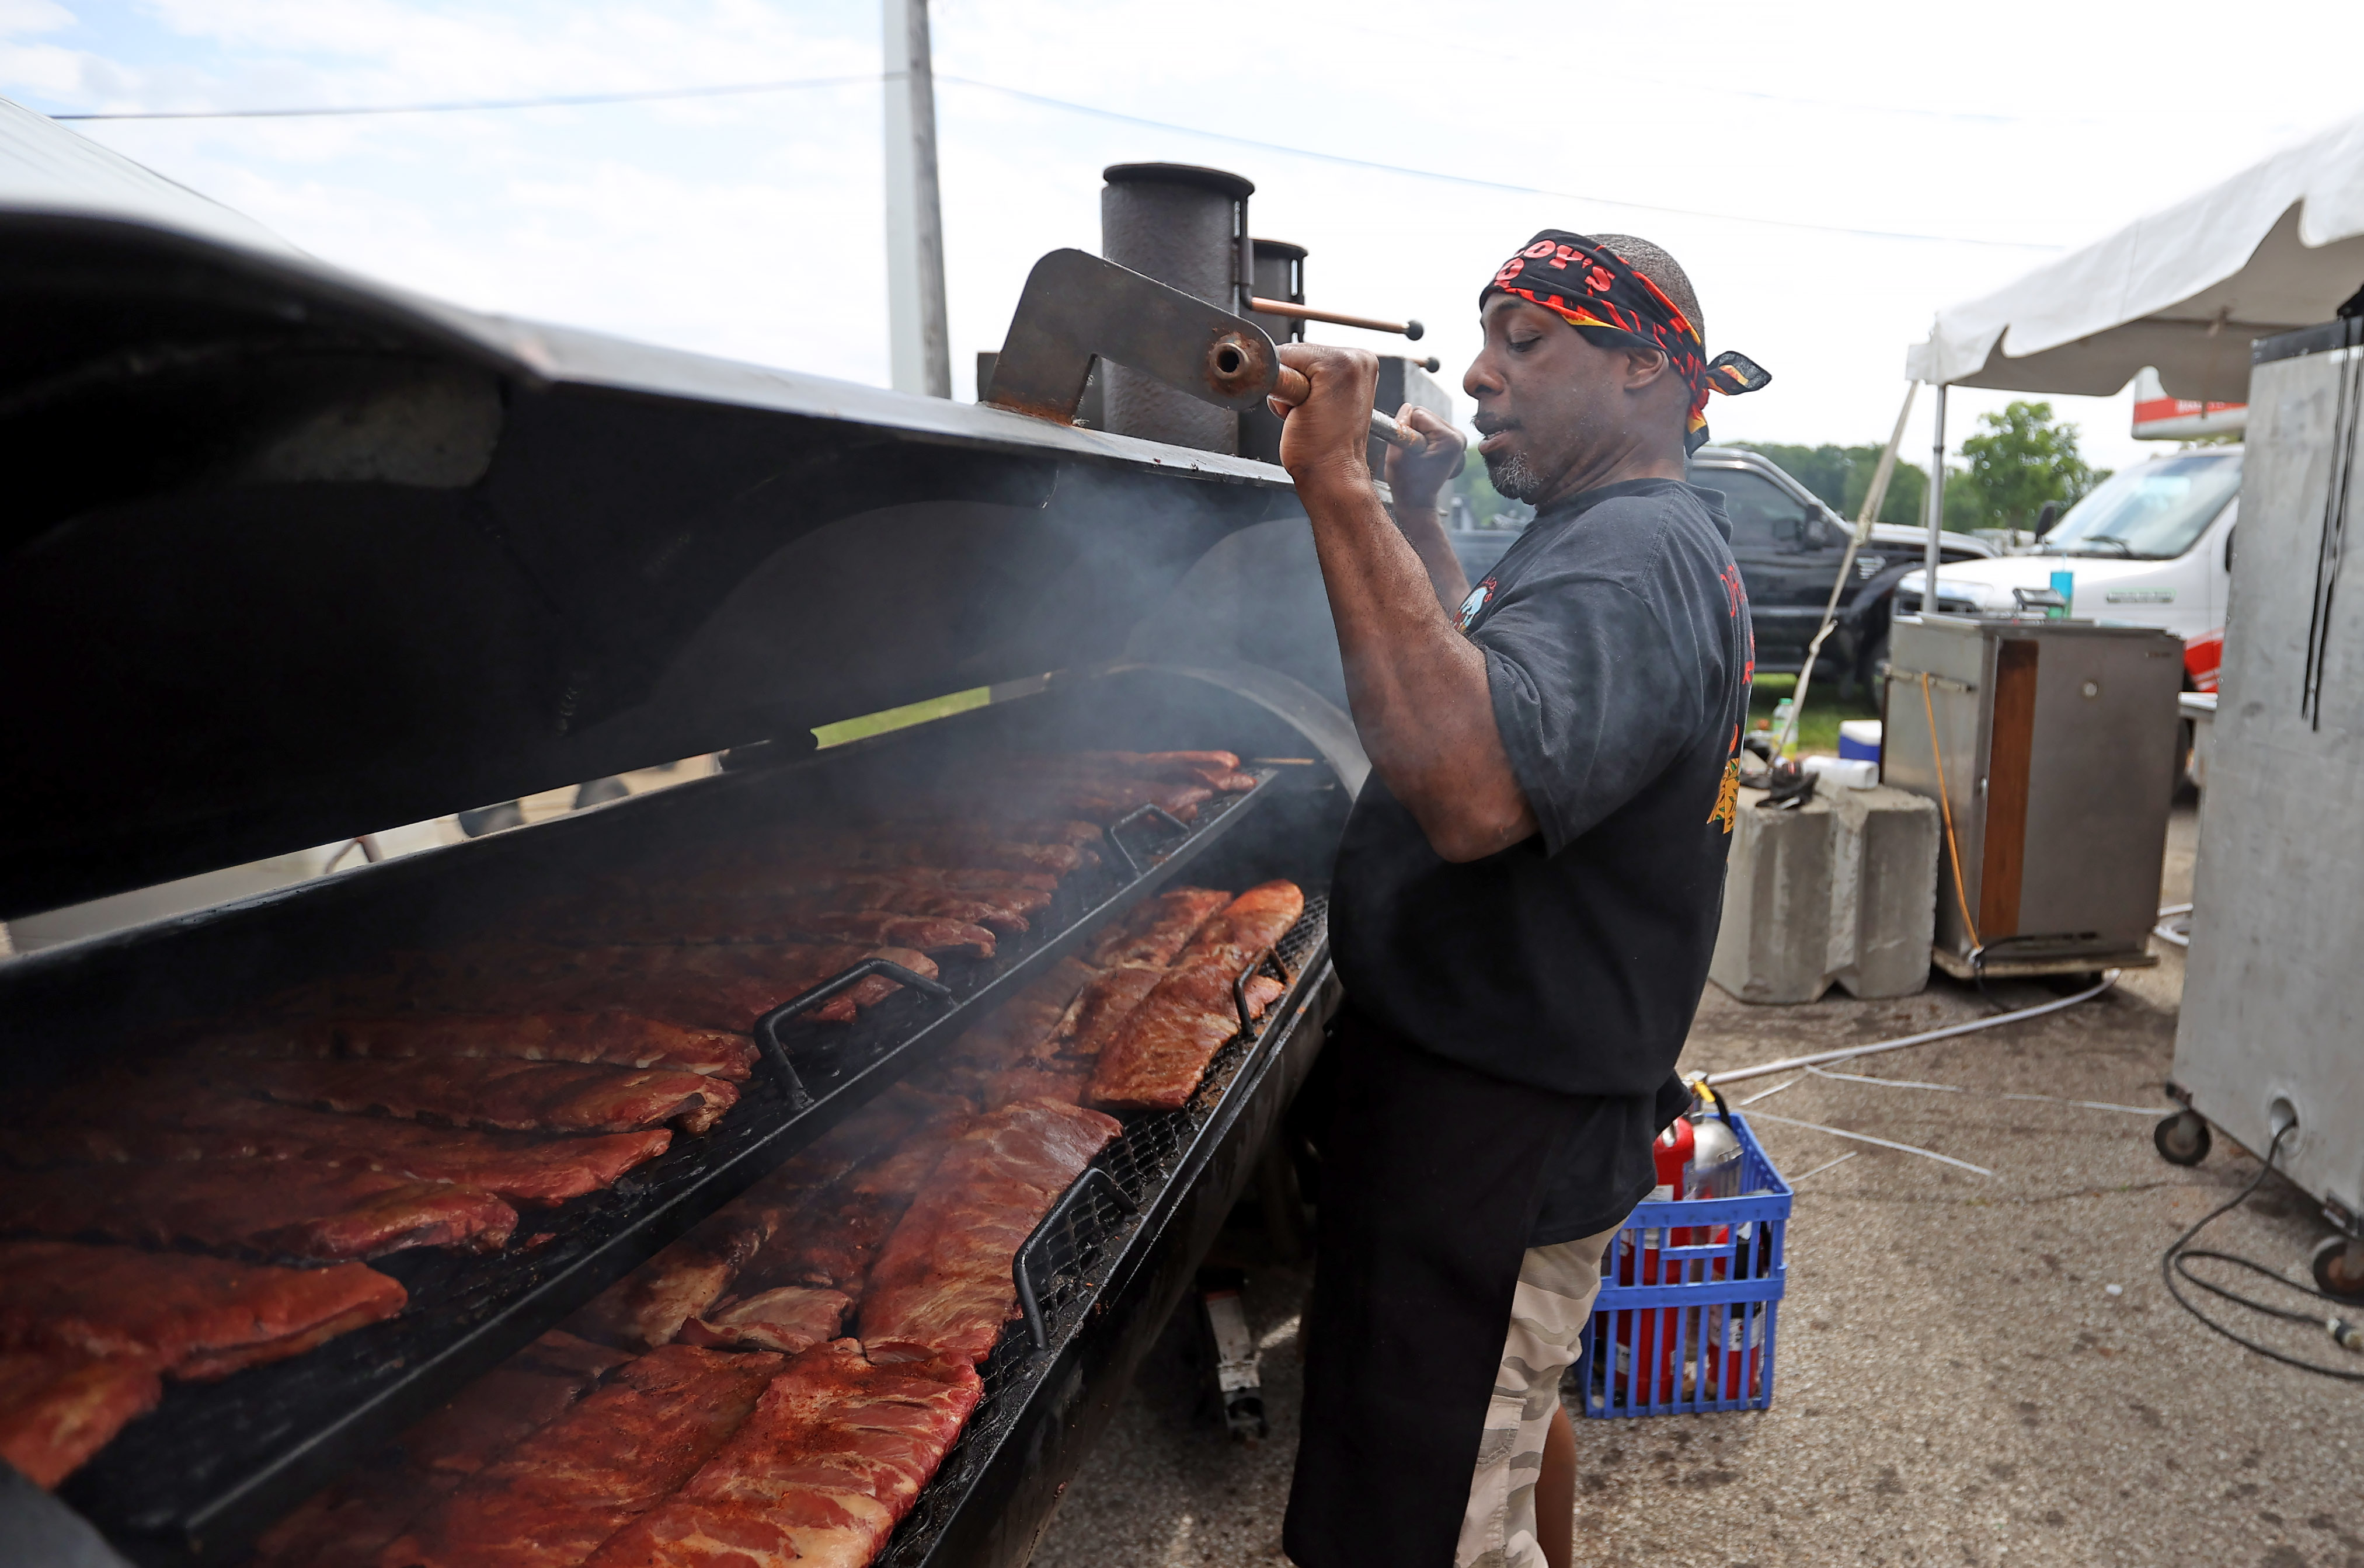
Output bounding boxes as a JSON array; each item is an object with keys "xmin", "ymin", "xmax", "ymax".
[
  {"xmin": 1733, "ymin": 400, "xmax": 2108, "ymax": 536},
  {"xmin": 1447, "ymin": 399, "xmax": 2109, "ymax": 535}
]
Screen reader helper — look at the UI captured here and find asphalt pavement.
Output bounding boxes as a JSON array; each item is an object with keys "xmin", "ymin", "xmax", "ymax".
[{"xmin": 1031, "ymin": 804, "xmax": 2364, "ymax": 1567}]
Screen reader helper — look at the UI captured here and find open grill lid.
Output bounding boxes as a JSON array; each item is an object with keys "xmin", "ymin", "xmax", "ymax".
[{"xmin": 0, "ymin": 103, "xmax": 1302, "ymax": 921}]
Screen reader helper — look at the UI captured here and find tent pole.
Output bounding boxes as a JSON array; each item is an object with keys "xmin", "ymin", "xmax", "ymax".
[
  {"xmin": 1923, "ymin": 383, "xmax": 1948, "ymax": 614},
  {"xmin": 1775, "ymin": 380, "xmax": 1919, "ymax": 757}
]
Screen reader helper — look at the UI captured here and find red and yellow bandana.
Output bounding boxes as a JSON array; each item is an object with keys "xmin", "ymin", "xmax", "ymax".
[{"xmin": 1482, "ymin": 230, "xmax": 1769, "ymax": 454}]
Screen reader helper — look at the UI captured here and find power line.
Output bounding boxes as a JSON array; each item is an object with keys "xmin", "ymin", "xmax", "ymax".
[
  {"xmin": 935, "ymin": 76, "xmax": 2058, "ymax": 251},
  {"xmin": 47, "ymin": 71, "xmax": 2061, "ymax": 252},
  {"xmin": 50, "ymin": 73, "xmax": 875, "ymax": 120}
]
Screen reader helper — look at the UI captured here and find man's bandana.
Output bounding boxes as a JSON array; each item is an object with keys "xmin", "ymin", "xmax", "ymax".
[{"xmin": 1482, "ymin": 230, "xmax": 1769, "ymax": 454}]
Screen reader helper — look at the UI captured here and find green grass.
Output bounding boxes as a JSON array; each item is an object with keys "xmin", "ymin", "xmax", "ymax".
[
  {"xmin": 1749, "ymin": 673, "xmax": 1879, "ymax": 758},
  {"xmin": 811, "ymin": 687, "xmax": 991, "ymax": 750}
]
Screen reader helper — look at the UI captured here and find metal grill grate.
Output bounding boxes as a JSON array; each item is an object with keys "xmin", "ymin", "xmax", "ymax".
[
  {"xmin": 61, "ymin": 778, "xmax": 1291, "ymax": 1559},
  {"xmin": 877, "ymin": 896, "xmax": 1329, "ymax": 1566}
]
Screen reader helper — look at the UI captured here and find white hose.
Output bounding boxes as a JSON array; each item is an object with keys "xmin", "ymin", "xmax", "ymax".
[{"xmin": 1703, "ymin": 969, "xmax": 2119, "ymax": 1087}]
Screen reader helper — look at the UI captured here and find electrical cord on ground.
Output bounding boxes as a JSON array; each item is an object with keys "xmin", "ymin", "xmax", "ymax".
[{"xmin": 2161, "ymin": 1123, "xmax": 2364, "ymax": 1381}]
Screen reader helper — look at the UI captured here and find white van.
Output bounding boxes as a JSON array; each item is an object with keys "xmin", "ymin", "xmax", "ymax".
[{"xmin": 1898, "ymin": 448, "xmax": 2242, "ymax": 685}]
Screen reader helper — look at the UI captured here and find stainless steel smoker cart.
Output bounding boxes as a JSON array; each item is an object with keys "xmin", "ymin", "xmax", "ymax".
[
  {"xmin": 2165, "ymin": 316, "xmax": 2364, "ymax": 1288},
  {"xmin": 1882, "ymin": 614, "xmax": 2184, "ymax": 978}
]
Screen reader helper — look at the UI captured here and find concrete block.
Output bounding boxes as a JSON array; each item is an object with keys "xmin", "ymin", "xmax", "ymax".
[{"xmin": 1710, "ymin": 784, "xmax": 1938, "ymax": 1004}]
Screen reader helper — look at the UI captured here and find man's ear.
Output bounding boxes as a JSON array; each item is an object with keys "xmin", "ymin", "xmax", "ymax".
[{"xmin": 1623, "ymin": 347, "xmax": 1674, "ymax": 391}]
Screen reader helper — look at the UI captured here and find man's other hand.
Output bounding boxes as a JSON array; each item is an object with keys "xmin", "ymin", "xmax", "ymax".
[
  {"xmin": 1271, "ymin": 343, "xmax": 1379, "ymax": 496},
  {"xmin": 1383, "ymin": 404, "xmax": 1467, "ymax": 514}
]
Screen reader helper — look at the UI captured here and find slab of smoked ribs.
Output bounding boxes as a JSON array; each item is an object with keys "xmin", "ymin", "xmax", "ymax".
[
  {"xmin": 253, "ymin": 1332, "xmax": 627, "ymax": 1568},
  {"xmin": 378, "ymin": 1343, "xmax": 783, "ymax": 1568},
  {"xmin": 0, "ymin": 1241, "xmax": 405, "ymax": 1487},
  {"xmin": 530, "ymin": 901, "xmax": 1002, "ymax": 961},
  {"xmin": 0, "ymin": 1159, "xmax": 516, "ymax": 1261},
  {"xmin": 743, "ymin": 1099, "xmax": 971, "ymax": 1302},
  {"xmin": 582, "ymin": 1339, "xmax": 983, "ymax": 1568},
  {"xmin": 1087, "ymin": 880, "xmax": 1305, "ymax": 1114},
  {"xmin": 0, "ymin": 1240, "xmax": 406, "ymax": 1374},
  {"xmin": 175, "ymin": 1054, "xmax": 739, "ymax": 1135},
  {"xmin": 568, "ymin": 1086, "xmax": 969, "ymax": 1351},
  {"xmin": 202, "ymin": 1014, "xmax": 756, "ymax": 1080},
  {"xmin": 0, "ymin": 1351, "xmax": 162, "ymax": 1489},
  {"xmin": 858, "ymin": 1098, "xmax": 1122, "ymax": 1364},
  {"xmin": 6, "ymin": 1086, "xmax": 671, "ymax": 1207},
  {"xmin": 386, "ymin": 943, "xmax": 938, "ymax": 1032}
]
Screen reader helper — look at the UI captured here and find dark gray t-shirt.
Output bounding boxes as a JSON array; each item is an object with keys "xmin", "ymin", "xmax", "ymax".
[{"xmin": 1328, "ymin": 478, "xmax": 1752, "ymax": 1244}]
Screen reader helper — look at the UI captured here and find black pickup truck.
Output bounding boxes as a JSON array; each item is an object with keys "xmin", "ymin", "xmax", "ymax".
[{"xmin": 1447, "ymin": 447, "xmax": 1997, "ymax": 694}]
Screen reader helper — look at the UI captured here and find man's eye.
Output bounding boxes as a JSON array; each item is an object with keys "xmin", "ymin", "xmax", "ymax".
[{"xmin": 1509, "ymin": 336, "xmax": 1541, "ymax": 353}]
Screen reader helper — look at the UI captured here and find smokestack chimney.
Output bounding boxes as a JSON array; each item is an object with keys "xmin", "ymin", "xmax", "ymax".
[{"xmin": 1099, "ymin": 163, "xmax": 1254, "ymax": 453}]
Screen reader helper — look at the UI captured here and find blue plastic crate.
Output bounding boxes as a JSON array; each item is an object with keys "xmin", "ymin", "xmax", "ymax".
[{"xmin": 1575, "ymin": 1112, "xmax": 1792, "ymax": 1417}]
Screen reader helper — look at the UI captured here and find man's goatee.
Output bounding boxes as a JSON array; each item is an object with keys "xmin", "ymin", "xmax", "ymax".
[{"xmin": 1485, "ymin": 449, "xmax": 1546, "ymax": 504}]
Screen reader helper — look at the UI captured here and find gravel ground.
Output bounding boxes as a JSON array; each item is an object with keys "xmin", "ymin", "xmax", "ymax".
[{"xmin": 1032, "ymin": 805, "xmax": 2364, "ymax": 1567}]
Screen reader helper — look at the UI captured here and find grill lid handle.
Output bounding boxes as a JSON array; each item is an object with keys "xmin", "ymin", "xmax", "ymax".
[
  {"xmin": 1099, "ymin": 802, "xmax": 1191, "ymax": 877},
  {"xmin": 984, "ymin": 249, "xmax": 1280, "ymax": 425},
  {"xmin": 753, "ymin": 957, "xmax": 954, "ymax": 1107},
  {"xmin": 1014, "ymin": 1167, "xmax": 1141, "ymax": 1352}
]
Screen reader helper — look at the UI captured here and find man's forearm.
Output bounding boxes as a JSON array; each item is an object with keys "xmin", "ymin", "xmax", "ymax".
[
  {"xmin": 1300, "ymin": 477, "xmax": 1536, "ymax": 860},
  {"xmin": 1386, "ymin": 490, "xmax": 1472, "ymax": 613}
]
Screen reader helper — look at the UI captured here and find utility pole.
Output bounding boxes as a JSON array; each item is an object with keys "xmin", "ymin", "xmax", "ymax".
[{"xmin": 883, "ymin": 0, "xmax": 951, "ymax": 398}]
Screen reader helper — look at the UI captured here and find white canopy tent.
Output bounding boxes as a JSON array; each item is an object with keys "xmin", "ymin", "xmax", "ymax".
[
  {"xmin": 1884, "ymin": 111, "xmax": 2364, "ymax": 616},
  {"xmin": 1907, "ymin": 110, "xmax": 2364, "ymax": 403}
]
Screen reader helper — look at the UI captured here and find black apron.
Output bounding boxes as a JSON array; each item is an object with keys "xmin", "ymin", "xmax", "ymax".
[{"xmin": 1283, "ymin": 1005, "xmax": 1587, "ymax": 1568}]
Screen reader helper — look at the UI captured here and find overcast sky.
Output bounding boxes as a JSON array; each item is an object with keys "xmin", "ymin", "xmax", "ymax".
[{"xmin": 6, "ymin": 0, "xmax": 2359, "ymax": 477}]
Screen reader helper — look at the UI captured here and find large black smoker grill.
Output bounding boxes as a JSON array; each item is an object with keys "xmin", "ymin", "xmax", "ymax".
[{"xmin": 0, "ymin": 131, "xmax": 1363, "ymax": 1566}]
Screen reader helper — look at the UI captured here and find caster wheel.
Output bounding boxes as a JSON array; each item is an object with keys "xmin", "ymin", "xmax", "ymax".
[
  {"xmin": 2154, "ymin": 1109, "xmax": 2212, "ymax": 1166},
  {"xmin": 2312, "ymin": 1236, "xmax": 2364, "ymax": 1301}
]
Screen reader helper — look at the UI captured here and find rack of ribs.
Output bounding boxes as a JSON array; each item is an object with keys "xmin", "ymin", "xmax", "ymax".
[
  {"xmin": 198, "ymin": 1014, "xmax": 755, "ymax": 1080},
  {"xmin": 994, "ymin": 749, "xmax": 1256, "ymax": 793},
  {"xmin": 378, "ymin": 943, "xmax": 934, "ymax": 1032},
  {"xmin": 857, "ymin": 1099, "xmax": 1121, "ymax": 1364},
  {"xmin": 254, "ymin": 1333, "xmax": 630, "ymax": 1568},
  {"xmin": 377, "ymin": 1343, "xmax": 783, "ymax": 1568},
  {"xmin": 0, "ymin": 1159, "xmax": 517, "ymax": 1261},
  {"xmin": 676, "ymin": 1287, "xmax": 851, "ymax": 1355},
  {"xmin": 1167, "ymin": 880, "xmax": 1307, "ymax": 974},
  {"xmin": 1086, "ymin": 881, "xmax": 1305, "ymax": 1113},
  {"xmin": 173, "ymin": 1055, "xmax": 739, "ymax": 1135},
  {"xmin": 7, "ymin": 1088, "xmax": 671, "ymax": 1207},
  {"xmin": 0, "ymin": 1241, "xmax": 407, "ymax": 1372},
  {"xmin": 580, "ymin": 1340, "xmax": 983, "ymax": 1568},
  {"xmin": 743, "ymin": 1110, "xmax": 969, "ymax": 1301},
  {"xmin": 0, "ymin": 1351, "xmax": 162, "ymax": 1490},
  {"xmin": 565, "ymin": 1211, "xmax": 772, "ymax": 1354},
  {"xmin": 1084, "ymin": 886, "xmax": 1233, "ymax": 971},
  {"xmin": 0, "ymin": 1241, "xmax": 406, "ymax": 1486}
]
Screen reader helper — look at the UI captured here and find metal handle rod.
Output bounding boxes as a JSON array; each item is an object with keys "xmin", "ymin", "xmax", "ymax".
[
  {"xmin": 1100, "ymin": 803, "xmax": 1190, "ymax": 878},
  {"xmin": 753, "ymin": 957, "xmax": 953, "ymax": 1106},
  {"xmin": 1014, "ymin": 1168, "xmax": 1140, "ymax": 1351},
  {"xmin": 1249, "ymin": 297, "xmax": 1423, "ymax": 340}
]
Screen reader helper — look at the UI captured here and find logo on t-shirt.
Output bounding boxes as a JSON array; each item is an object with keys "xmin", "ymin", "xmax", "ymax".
[
  {"xmin": 1709, "ymin": 724, "xmax": 1742, "ymax": 834},
  {"xmin": 1456, "ymin": 576, "xmax": 1498, "ymax": 634}
]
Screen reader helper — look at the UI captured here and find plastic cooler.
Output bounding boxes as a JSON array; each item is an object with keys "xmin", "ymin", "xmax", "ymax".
[
  {"xmin": 1575, "ymin": 1112, "xmax": 1792, "ymax": 1418},
  {"xmin": 1837, "ymin": 718, "xmax": 1882, "ymax": 762}
]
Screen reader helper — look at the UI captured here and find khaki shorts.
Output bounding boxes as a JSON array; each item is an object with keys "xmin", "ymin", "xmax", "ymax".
[{"xmin": 1454, "ymin": 1223, "xmax": 1621, "ymax": 1568}]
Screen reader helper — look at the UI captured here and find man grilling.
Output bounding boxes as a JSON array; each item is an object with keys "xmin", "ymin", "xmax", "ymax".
[{"xmin": 1268, "ymin": 232, "xmax": 1767, "ymax": 1568}]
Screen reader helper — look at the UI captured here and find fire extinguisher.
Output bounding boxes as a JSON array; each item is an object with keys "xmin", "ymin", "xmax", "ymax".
[
  {"xmin": 1610, "ymin": 1116, "xmax": 1694, "ymax": 1405},
  {"xmin": 1684, "ymin": 1077, "xmax": 1765, "ymax": 1400}
]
